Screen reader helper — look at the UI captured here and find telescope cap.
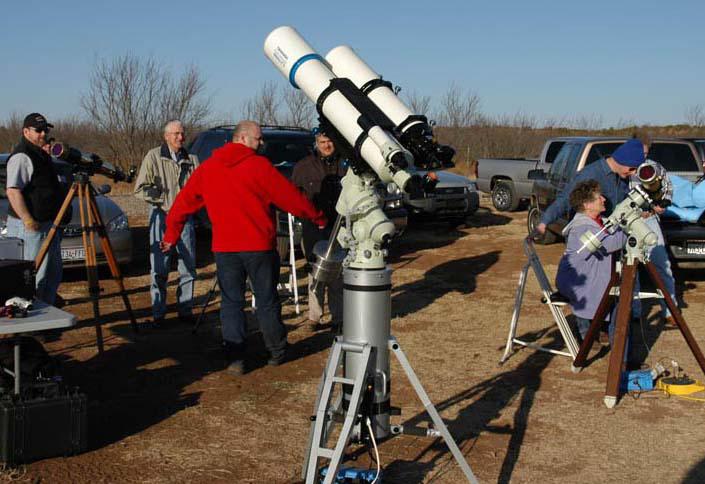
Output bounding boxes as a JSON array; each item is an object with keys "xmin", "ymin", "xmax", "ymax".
[
  {"xmin": 23, "ymin": 112, "xmax": 54, "ymax": 131},
  {"xmin": 612, "ymin": 139, "xmax": 645, "ymax": 168}
]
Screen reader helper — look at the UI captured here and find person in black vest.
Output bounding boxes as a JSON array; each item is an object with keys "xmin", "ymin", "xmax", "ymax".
[{"xmin": 5, "ymin": 113, "xmax": 66, "ymax": 304}]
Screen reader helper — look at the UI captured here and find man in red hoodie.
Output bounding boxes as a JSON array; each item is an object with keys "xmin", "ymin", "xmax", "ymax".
[{"xmin": 161, "ymin": 121, "xmax": 327, "ymax": 375}]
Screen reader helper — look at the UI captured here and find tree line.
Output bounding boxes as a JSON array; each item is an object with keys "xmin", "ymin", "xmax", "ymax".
[{"xmin": 2, "ymin": 53, "xmax": 704, "ymax": 177}]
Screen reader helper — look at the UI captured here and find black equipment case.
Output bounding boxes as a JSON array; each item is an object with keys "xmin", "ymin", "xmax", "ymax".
[
  {"xmin": 0, "ymin": 259, "xmax": 35, "ymax": 303},
  {"xmin": 0, "ymin": 390, "xmax": 87, "ymax": 464},
  {"xmin": 0, "ymin": 237, "xmax": 23, "ymax": 260}
]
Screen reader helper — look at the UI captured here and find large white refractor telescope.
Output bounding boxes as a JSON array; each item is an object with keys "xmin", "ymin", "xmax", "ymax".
[{"xmin": 264, "ymin": 26, "xmax": 478, "ymax": 484}]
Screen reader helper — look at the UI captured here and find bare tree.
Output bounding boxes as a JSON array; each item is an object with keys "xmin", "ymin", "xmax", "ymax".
[
  {"xmin": 282, "ymin": 88, "xmax": 315, "ymax": 127},
  {"xmin": 241, "ymin": 81, "xmax": 281, "ymax": 125},
  {"xmin": 686, "ymin": 104, "xmax": 705, "ymax": 127},
  {"xmin": 438, "ymin": 82, "xmax": 481, "ymax": 128},
  {"xmin": 81, "ymin": 54, "xmax": 211, "ymax": 168},
  {"xmin": 403, "ymin": 90, "xmax": 432, "ymax": 116}
]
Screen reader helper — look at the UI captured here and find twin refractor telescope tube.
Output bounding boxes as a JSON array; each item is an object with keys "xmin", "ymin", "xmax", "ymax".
[
  {"xmin": 264, "ymin": 26, "xmax": 453, "ymax": 441},
  {"xmin": 578, "ymin": 163, "xmax": 668, "ymax": 258}
]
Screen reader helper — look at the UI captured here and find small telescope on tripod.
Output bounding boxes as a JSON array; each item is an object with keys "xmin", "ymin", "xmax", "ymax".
[{"xmin": 50, "ymin": 142, "xmax": 136, "ymax": 184}]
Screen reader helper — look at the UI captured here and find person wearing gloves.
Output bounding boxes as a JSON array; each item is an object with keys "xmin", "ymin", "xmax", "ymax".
[{"xmin": 161, "ymin": 121, "xmax": 327, "ymax": 376}]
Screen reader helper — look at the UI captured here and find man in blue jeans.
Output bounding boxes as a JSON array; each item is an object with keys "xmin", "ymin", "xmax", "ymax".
[
  {"xmin": 134, "ymin": 120, "xmax": 199, "ymax": 326},
  {"xmin": 5, "ymin": 113, "xmax": 66, "ymax": 305},
  {"xmin": 162, "ymin": 121, "xmax": 326, "ymax": 376}
]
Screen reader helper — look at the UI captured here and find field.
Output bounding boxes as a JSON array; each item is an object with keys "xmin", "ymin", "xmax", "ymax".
[{"xmin": 7, "ymin": 195, "xmax": 705, "ymax": 483}]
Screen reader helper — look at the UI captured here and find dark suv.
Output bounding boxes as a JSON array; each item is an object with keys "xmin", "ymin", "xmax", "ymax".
[{"xmin": 187, "ymin": 125, "xmax": 408, "ymax": 252}]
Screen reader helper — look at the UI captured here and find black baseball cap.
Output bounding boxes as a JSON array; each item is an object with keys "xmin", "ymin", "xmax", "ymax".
[{"xmin": 22, "ymin": 112, "xmax": 54, "ymax": 131}]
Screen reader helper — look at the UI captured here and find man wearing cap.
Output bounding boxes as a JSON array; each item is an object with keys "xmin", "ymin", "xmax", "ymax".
[
  {"xmin": 134, "ymin": 120, "xmax": 199, "ymax": 327},
  {"xmin": 292, "ymin": 130, "xmax": 347, "ymax": 333},
  {"xmin": 4, "ymin": 113, "xmax": 66, "ymax": 304},
  {"xmin": 537, "ymin": 139, "xmax": 645, "ymax": 235}
]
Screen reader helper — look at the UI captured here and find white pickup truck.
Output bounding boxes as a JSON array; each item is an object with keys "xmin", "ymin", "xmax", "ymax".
[{"xmin": 475, "ymin": 139, "xmax": 569, "ymax": 211}]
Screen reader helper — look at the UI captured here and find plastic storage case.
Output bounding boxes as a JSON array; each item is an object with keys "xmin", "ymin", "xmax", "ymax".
[{"xmin": 0, "ymin": 389, "xmax": 87, "ymax": 464}]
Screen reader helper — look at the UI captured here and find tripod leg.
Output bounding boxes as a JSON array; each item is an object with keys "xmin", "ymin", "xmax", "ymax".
[
  {"xmin": 87, "ymin": 186, "xmax": 139, "ymax": 334},
  {"xmin": 572, "ymin": 266, "xmax": 618, "ymax": 370},
  {"xmin": 604, "ymin": 262, "xmax": 637, "ymax": 408},
  {"xmin": 34, "ymin": 183, "xmax": 78, "ymax": 270},
  {"xmin": 193, "ymin": 277, "xmax": 219, "ymax": 334},
  {"xmin": 389, "ymin": 337, "xmax": 479, "ymax": 484},
  {"xmin": 645, "ymin": 262, "xmax": 705, "ymax": 374},
  {"xmin": 500, "ymin": 262, "xmax": 529, "ymax": 364},
  {"xmin": 79, "ymin": 184, "xmax": 104, "ymax": 353}
]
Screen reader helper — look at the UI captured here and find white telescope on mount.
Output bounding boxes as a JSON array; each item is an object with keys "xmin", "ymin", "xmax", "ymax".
[{"xmin": 264, "ymin": 26, "xmax": 477, "ymax": 484}]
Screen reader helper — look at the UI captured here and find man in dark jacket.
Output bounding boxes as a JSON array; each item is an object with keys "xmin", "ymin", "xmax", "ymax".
[
  {"xmin": 291, "ymin": 131, "xmax": 347, "ymax": 332},
  {"xmin": 4, "ymin": 113, "xmax": 66, "ymax": 304},
  {"xmin": 162, "ymin": 121, "xmax": 326, "ymax": 376}
]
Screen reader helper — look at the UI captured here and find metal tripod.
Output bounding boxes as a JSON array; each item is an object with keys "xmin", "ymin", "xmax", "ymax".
[
  {"xmin": 500, "ymin": 237, "xmax": 580, "ymax": 365},
  {"xmin": 34, "ymin": 173, "xmax": 138, "ymax": 352},
  {"xmin": 571, "ymin": 248, "xmax": 705, "ymax": 408},
  {"xmin": 302, "ymin": 265, "xmax": 478, "ymax": 484}
]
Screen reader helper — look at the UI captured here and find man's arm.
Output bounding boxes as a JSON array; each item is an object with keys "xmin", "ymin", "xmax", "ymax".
[
  {"xmin": 6, "ymin": 154, "xmax": 39, "ymax": 231},
  {"xmin": 260, "ymin": 161, "xmax": 326, "ymax": 227},
  {"xmin": 6, "ymin": 188, "xmax": 39, "ymax": 231},
  {"xmin": 162, "ymin": 167, "xmax": 205, "ymax": 250},
  {"xmin": 538, "ymin": 176, "xmax": 580, "ymax": 232},
  {"xmin": 133, "ymin": 151, "xmax": 163, "ymax": 203}
]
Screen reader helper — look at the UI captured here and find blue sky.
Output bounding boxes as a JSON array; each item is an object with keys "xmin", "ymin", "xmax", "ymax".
[{"xmin": 1, "ymin": 0, "xmax": 703, "ymax": 127}]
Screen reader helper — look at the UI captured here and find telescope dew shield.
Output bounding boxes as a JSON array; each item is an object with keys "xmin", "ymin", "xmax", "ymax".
[
  {"xmin": 326, "ymin": 46, "xmax": 420, "ymax": 132},
  {"xmin": 325, "ymin": 45, "xmax": 455, "ymax": 169},
  {"xmin": 264, "ymin": 26, "xmax": 409, "ymax": 189}
]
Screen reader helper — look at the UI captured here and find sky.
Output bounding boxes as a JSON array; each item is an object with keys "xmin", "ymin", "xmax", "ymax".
[{"xmin": 1, "ymin": 0, "xmax": 703, "ymax": 127}]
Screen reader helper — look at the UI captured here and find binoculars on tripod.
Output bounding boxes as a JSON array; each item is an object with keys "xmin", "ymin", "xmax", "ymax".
[{"xmin": 50, "ymin": 142, "xmax": 136, "ymax": 183}]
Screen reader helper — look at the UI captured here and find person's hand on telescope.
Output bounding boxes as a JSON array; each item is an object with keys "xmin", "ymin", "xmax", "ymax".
[
  {"xmin": 159, "ymin": 240, "xmax": 173, "ymax": 253},
  {"xmin": 536, "ymin": 223, "xmax": 547, "ymax": 234}
]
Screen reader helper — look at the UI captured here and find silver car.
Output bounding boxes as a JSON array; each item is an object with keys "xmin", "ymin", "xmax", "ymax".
[{"xmin": 0, "ymin": 154, "xmax": 133, "ymax": 267}]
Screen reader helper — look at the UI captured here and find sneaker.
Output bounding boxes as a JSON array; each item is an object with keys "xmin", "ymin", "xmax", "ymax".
[
  {"xmin": 226, "ymin": 359, "xmax": 245, "ymax": 376},
  {"xmin": 268, "ymin": 344, "xmax": 289, "ymax": 366}
]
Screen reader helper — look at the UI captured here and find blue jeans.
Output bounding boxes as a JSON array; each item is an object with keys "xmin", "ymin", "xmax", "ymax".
[
  {"xmin": 149, "ymin": 207, "xmax": 196, "ymax": 319},
  {"xmin": 5, "ymin": 216, "xmax": 62, "ymax": 305},
  {"xmin": 645, "ymin": 217, "xmax": 677, "ymax": 317},
  {"xmin": 214, "ymin": 251, "xmax": 287, "ymax": 356}
]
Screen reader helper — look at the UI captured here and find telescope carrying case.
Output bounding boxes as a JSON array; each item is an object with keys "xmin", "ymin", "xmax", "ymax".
[
  {"xmin": 0, "ymin": 388, "xmax": 87, "ymax": 464},
  {"xmin": 0, "ymin": 259, "xmax": 35, "ymax": 303}
]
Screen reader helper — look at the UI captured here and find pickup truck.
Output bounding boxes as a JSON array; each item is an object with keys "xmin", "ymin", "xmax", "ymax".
[
  {"xmin": 476, "ymin": 139, "xmax": 568, "ymax": 211},
  {"xmin": 527, "ymin": 136, "xmax": 705, "ymax": 265},
  {"xmin": 403, "ymin": 169, "xmax": 480, "ymax": 225}
]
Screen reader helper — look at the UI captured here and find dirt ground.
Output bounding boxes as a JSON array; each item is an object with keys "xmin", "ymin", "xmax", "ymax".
[{"xmin": 5, "ymin": 195, "xmax": 705, "ymax": 483}]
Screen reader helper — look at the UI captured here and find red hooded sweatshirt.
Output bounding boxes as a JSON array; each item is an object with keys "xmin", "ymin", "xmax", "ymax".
[{"xmin": 164, "ymin": 142, "xmax": 326, "ymax": 252}]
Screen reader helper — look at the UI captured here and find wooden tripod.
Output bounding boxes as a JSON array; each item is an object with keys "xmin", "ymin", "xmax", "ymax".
[
  {"xmin": 571, "ymin": 256, "xmax": 705, "ymax": 408},
  {"xmin": 34, "ymin": 173, "xmax": 138, "ymax": 352}
]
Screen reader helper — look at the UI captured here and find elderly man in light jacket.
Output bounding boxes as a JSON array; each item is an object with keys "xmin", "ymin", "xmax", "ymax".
[{"xmin": 134, "ymin": 120, "xmax": 199, "ymax": 326}]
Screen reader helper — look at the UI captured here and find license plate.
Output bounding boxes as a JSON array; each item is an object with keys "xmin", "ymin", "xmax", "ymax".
[
  {"xmin": 686, "ymin": 242, "xmax": 705, "ymax": 255},
  {"xmin": 61, "ymin": 248, "xmax": 86, "ymax": 261}
]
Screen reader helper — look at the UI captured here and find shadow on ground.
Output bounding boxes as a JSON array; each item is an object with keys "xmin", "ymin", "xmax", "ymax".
[
  {"xmin": 378, "ymin": 330, "xmax": 561, "ymax": 483},
  {"xmin": 392, "ymin": 251, "xmax": 500, "ymax": 318}
]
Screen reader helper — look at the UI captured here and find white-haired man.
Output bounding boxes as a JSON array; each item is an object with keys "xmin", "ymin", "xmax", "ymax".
[{"xmin": 134, "ymin": 120, "xmax": 199, "ymax": 326}]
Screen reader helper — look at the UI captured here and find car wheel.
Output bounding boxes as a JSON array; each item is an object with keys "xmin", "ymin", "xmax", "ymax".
[
  {"xmin": 492, "ymin": 180, "xmax": 520, "ymax": 212},
  {"xmin": 527, "ymin": 206, "xmax": 556, "ymax": 245}
]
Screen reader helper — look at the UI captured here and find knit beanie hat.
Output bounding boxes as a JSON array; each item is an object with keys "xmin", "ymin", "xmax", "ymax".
[{"xmin": 612, "ymin": 139, "xmax": 645, "ymax": 168}]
